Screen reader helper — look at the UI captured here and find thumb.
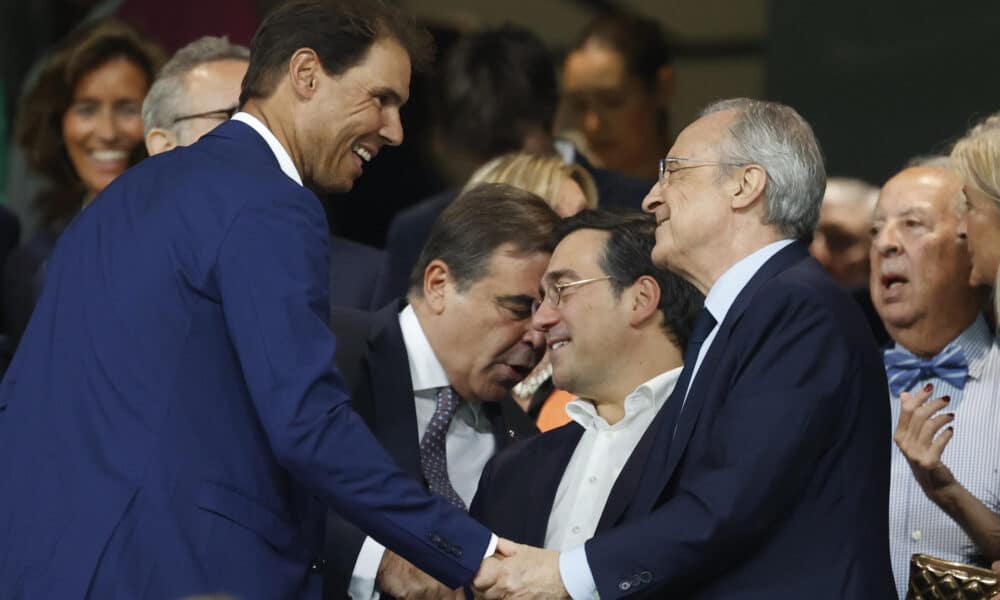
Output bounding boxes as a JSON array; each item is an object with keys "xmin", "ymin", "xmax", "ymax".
[{"xmin": 496, "ymin": 537, "xmax": 521, "ymax": 557}]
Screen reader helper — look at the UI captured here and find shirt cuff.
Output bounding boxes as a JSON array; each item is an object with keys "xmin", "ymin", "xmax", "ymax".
[
  {"xmin": 484, "ymin": 533, "xmax": 499, "ymax": 558},
  {"xmin": 559, "ymin": 544, "xmax": 599, "ymax": 600},
  {"xmin": 348, "ymin": 536, "xmax": 385, "ymax": 600}
]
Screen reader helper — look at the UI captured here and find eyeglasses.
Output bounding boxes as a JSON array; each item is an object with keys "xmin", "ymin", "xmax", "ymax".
[
  {"xmin": 531, "ymin": 276, "xmax": 613, "ymax": 315},
  {"xmin": 658, "ymin": 156, "xmax": 747, "ymax": 186},
  {"xmin": 172, "ymin": 105, "xmax": 239, "ymax": 126}
]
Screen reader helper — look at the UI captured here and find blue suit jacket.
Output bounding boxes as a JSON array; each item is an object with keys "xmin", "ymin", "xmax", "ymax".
[
  {"xmin": 376, "ymin": 155, "xmax": 652, "ymax": 304},
  {"xmin": 0, "ymin": 120, "xmax": 490, "ymax": 599},
  {"xmin": 584, "ymin": 243, "xmax": 895, "ymax": 599},
  {"xmin": 328, "ymin": 236, "xmax": 387, "ymax": 311}
]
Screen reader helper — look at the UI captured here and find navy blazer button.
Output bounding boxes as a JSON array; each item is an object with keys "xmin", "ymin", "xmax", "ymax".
[
  {"xmin": 619, "ymin": 581, "xmax": 631, "ymax": 591},
  {"xmin": 631, "ymin": 574, "xmax": 642, "ymax": 587},
  {"xmin": 639, "ymin": 571, "xmax": 652, "ymax": 583}
]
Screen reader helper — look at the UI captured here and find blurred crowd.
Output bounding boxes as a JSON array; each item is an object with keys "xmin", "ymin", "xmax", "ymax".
[{"xmin": 1, "ymin": 1, "xmax": 999, "ymax": 599}]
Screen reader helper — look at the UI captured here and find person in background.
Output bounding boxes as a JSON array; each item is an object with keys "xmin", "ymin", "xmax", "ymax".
[
  {"xmin": 379, "ymin": 25, "xmax": 650, "ymax": 305},
  {"xmin": 869, "ymin": 163, "xmax": 999, "ymax": 596},
  {"xmin": 141, "ymin": 35, "xmax": 250, "ymax": 153},
  {"xmin": 560, "ymin": 12, "xmax": 673, "ymax": 182},
  {"xmin": 952, "ymin": 113, "xmax": 1000, "ymax": 325},
  {"xmin": 4, "ymin": 18, "xmax": 164, "ymax": 344},
  {"xmin": 809, "ymin": 175, "xmax": 889, "ymax": 345}
]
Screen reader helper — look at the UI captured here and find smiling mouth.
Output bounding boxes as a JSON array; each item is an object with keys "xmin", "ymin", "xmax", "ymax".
[{"xmin": 352, "ymin": 145, "xmax": 372, "ymax": 163}]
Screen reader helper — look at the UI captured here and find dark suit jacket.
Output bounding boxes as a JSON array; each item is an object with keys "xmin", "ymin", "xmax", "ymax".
[
  {"xmin": 376, "ymin": 155, "xmax": 652, "ymax": 304},
  {"xmin": 470, "ymin": 422, "xmax": 584, "ymax": 547},
  {"xmin": 328, "ymin": 236, "xmax": 387, "ymax": 311},
  {"xmin": 583, "ymin": 243, "xmax": 894, "ymax": 599},
  {"xmin": 0, "ymin": 120, "xmax": 492, "ymax": 599},
  {"xmin": 323, "ymin": 300, "xmax": 539, "ymax": 599}
]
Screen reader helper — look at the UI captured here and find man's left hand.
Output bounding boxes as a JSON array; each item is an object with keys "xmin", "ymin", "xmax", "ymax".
[{"xmin": 472, "ymin": 539, "xmax": 570, "ymax": 599}]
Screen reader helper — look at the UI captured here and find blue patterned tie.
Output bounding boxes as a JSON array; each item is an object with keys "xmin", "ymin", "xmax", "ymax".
[
  {"xmin": 884, "ymin": 342, "xmax": 969, "ymax": 397},
  {"xmin": 420, "ymin": 387, "xmax": 466, "ymax": 510}
]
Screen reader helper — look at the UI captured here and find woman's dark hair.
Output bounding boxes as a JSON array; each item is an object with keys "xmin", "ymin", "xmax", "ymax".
[{"xmin": 15, "ymin": 18, "xmax": 164, "ymax": 227}]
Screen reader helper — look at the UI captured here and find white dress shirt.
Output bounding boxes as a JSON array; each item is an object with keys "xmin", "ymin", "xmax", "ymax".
[
  {"xmin": 545, "ymin": 368, "xmax": 682, "ymax": 551},
  {"xmin": 350, "ymin": 305, "xmax": 498, "ymax": 599},
  {"xmin": 888, "ymin": 316, "xmax": 1000, "ymax": 598},
  {"xmin": 559, "ymin": 239, "xmax": 795, "ymax": 600}
]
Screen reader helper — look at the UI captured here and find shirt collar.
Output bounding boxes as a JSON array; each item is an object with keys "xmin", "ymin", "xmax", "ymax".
[
  {"xmin": 890, "ymin": 315, "xmax": 996, "ymax": 381},
  {"xmin": 231, "ymin": 112, "xmax": 302, "ymax": 186},
  {"xmin": 567, "ymin": 366, "xmax": 684, "ymax": 432},
  {"xmin": 398, "ymin": 304, "xmax": 450, "ymax": 393},
  {"xmin": 704, "ymin": 239, "xmax": 795, "ymax": 324}
]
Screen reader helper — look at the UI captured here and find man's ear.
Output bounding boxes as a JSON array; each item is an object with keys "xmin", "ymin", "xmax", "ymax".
[
  {"xmin": 145, "ymin": 128, "xmax": 177, "ymax": 156},
  {"xmin": 731, "ymin": 164, "xmax": 768, "ymax": 211},
  {"xmin": 288, "ymin": 47, "xmax": 322, "ymax": 99},
  {"xmin": 629, "ymin": 275, "xmax": 662, "ymax": 327},
  {"xmin": 422, "ymin": 259, "xmax": 452, "ymax": 315}
]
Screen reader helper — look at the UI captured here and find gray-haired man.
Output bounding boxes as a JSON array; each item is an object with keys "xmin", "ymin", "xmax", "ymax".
[{"xmin": 142, "ymin": 36, "xmax": 249, "ymax": 155}]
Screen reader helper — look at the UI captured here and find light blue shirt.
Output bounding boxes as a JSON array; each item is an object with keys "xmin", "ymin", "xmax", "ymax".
[
  {"xmin": 888, "ymin": 316, "xmax": 1000, "ymax": 598},
  {"xmin": 558, "ymin": 239, "xmax": 795, "ymax": 600}
]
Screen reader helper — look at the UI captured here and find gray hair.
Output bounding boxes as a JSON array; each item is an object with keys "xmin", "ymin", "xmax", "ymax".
[
  {"xmin": 701, "ymin": 98, "xmax": 826, "ymax": 241},
  {"xmin": 142, "ymin": 36, "xmax": 249, "ymax": 135}
]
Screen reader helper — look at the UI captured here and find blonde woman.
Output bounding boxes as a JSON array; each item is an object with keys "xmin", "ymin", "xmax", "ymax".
[
  {"xmin": 951, "ymin": 114, "xmax": 1000, "ymax": 323},
  {"xmin": 463, "ymin": 152, "xmax": 598, "ymax": 217},
  {"xmin": 464, "ymin": 152, "xmax": 598, "ymax": 428}
]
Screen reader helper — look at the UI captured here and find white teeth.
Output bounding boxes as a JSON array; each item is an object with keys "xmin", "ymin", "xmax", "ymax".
[
  {"xmin": 91, "ymin": 150, "xmax": 127, "ymax": 161},
  {"xmin": 352, "ymin": 146, "xmax": 371, "ymax": 162}
]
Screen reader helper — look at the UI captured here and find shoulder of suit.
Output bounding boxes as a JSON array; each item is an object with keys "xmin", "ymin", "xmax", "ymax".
[{"xmin": 489, "ymin": 420, "xmax": 580, "ymax": 473}]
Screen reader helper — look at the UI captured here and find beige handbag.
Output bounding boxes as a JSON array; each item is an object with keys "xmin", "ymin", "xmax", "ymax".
[{"xmin": 907, "ymin": 553, "xmax": 1000, "ymax": 600}]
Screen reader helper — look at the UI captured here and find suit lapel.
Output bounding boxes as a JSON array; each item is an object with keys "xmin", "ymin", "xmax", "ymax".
[
  {"xmin": 485, "ymin": 396, "xmax": 540, "ymax": 449},
  {"xmin": 366, "ymin": 301, "xmax": 423, "ymax": 478},
  {"xmin": 630, "ymin": 243, "xmax": 811, "ymax": 516}
]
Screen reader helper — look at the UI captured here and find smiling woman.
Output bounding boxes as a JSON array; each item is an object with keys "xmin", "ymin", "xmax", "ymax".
[{"xmin": 5, "ymin": 19, "xmax": 164, "ymax": 342}]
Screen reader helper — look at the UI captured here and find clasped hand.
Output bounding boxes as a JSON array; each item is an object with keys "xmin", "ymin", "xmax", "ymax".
[{"xmin": 472, "ymin": 538, "xmax": 570, "ymax": 600}]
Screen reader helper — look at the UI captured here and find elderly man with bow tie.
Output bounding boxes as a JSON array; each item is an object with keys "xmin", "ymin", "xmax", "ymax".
[{"xmin": 870, "ymin": 160, "xmax": 1000, "ymax": 597}]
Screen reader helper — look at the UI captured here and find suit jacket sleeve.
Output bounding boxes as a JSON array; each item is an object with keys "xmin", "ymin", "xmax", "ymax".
[
  {"xmin": 214, "ymin": 189, "xmax": 490, "ymax": 588},
  {"xmin": 585, "ymin": 284, "xmax": 858, "ymax": 596}
]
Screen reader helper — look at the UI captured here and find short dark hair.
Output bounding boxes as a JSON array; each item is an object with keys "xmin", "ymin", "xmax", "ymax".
[
  {"xmin": 435, "ymin": 25, "xmax": 558, "ymax": 162},
  {"xmin": 15, "ymin": 18, "xmax": 164, "ymax": 227},
  {"xmin": 554, "ymin": 210, "xmax": 702, "ymax": 349},
  {"xmin": 409, "ymin": 183, "xmax": 560, "ymax": 296},
  {"xmin": 240, "ymin": 0, "xmax": 433, "ymax": 106},
  {"xmin": 572, "ymin": 12, "xmax": 672, "ymax": 90}
]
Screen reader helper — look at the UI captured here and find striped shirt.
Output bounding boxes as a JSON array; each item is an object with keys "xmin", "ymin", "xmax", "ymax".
[{"xmin": 888, "ymin": 316, "xmax": 1000, "ymax": 598}]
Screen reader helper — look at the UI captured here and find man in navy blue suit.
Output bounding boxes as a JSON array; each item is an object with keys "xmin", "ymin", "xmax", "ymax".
[
  {"xmin": 475, "ymin": 99, "xmax": 894, "ymax": 598},
  {"xmin": 0, "ymin": 2, "xmax": 501, "ymax": 598},
  {"xmin": 141, "ymin": 34, "xmax": 387, "ymax": 311}
]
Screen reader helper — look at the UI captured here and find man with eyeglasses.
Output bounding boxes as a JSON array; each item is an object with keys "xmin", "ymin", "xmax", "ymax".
[
  {"xmin": 475, "ymin": 99, "xmax": 894, "ymax": 598},
  {"xmin": 142, "ymin": 36, "xmax": 249, "ymax": 154},
  {"xmin": 142, "ymin": 35, "xmax": 387, "ymax": 311},
  {"xmin": 469, "ymin": 209, "xmax": 701, "ymax": 558}
]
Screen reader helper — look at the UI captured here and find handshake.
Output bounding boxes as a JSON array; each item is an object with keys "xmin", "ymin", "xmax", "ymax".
[{"xmin": 378, "ymin": 538, "xmax": 571, "ymax": 600}]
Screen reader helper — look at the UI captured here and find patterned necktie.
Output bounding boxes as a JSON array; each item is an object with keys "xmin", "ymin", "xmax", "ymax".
[
  {"xmin": 420, "ymin": 386, "xmax": 466, "ymax": 510},
  {"xmin": 884, "ymin": 343, "xmax": 969, "ymax": 397}
]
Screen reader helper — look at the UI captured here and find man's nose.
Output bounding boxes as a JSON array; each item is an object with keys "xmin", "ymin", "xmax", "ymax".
[{"xmin": 641, "ymin": 184, "xmax": 663, "ymax": 213}]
